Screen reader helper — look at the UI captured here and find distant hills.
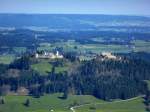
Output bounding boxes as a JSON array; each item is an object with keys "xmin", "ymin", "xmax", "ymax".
[{"xmin": 0, "ymin": 14, "xmax": 150, "ymax": 31}]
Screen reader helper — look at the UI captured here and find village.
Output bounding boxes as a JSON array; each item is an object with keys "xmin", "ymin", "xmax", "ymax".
[
  {"xmin": 35, "ymin": 51, "xmax": 63, "ymax": 59},
  {"xmin": 35, "ymin": 50, "xmax": 121, "ymax": 61}
]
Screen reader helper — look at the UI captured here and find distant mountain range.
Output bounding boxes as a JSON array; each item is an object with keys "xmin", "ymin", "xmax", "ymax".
[{"xmin": 0, "ymin": 14, "xmax": 150, "ymax": 32}]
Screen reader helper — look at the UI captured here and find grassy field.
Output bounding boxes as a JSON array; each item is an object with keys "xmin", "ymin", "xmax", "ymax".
[
  {"xmin": 38, "ymin": 39, "xmax": 150, "ymax": 54},
  {"xmin": 31, "ymin": 61, "xmax": 52, "ymax": 75},
  {"xmin": 75, "ymin": 97, "xmax": 145, "ymax": 112},
  {"xmin": 0, "ymin": 93, "xmax": 103, "ymax": 112},
  {"xmin": 0, "ymin": 55, "xmax": 15, "ymax": 64},
  {"xmin": 132, "ymin": 40, "xmax": 150, "ymax": 53},
  {"xmin": 38, "ymin": 41, "xmax": 132, "ymax": 54},
  {"xmin": 31, "ymin": 59, "xmax": 69, "ymax": 75},
  {"xmin": 0, "ymin": 94, "xmax": 145, "ymax": 112},
  {"xmin": 80, "ymin": 44, "xmax": 131, "ymax": 53},
  {"xmin": 38, "ymin": 41, "xmax": 78, "ymax": 52}
]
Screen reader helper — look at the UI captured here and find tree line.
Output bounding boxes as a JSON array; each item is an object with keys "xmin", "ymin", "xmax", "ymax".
[{"xmin": 0, "ymin": 53, "xmax": 150, "ymax": 101}]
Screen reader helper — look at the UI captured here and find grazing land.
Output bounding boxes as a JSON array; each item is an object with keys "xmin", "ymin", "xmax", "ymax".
[
  {"xmin": 31, "ymin": 61, "xmax": 53, "ymax": 75},
  {"xmin": 131, "ymin": 40, "xmax": 150, "ymax": 53},
  {"xmin": 0, "ymin": 95, "xmax": 145, "ymax": 112},
  {"xmin": 0, "ymin": 55, "xmax": 15, "ymax": 64},
  {"xmin": 0, "ymin": 93, "xmax": 104, "ymax": 112},
  {"xmin": 75, "ymin": 97, "xmax": 145, "ymax": 112},
  {"xmin": 38, "ymin": 40, "xmax": 150, "ymax": 54},
  {"xmin": 31, "ymin": 59, "xmax": 70, "ymax": 75}
]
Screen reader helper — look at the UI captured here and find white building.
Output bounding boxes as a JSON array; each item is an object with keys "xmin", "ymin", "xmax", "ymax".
[
  {"xmin": 101, "ymin": 52, "xmax": 117, "ymax": 59},
  {"xmin": 35, "ymin": 51, "xmax": 63, "ymax": 59},
  {"xmin": 101, "ymin": 52, "xmax": 122, "ymax": 60}
]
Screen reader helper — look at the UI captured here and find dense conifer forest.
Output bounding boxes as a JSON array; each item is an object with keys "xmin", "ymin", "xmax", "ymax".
[{"xmin": 0, "ymin": 53, "xmax": 150, "ymax": 101}]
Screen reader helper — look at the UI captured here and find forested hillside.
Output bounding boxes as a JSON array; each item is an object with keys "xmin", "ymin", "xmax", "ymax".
[
  {"xmin": 72, "ymin": 56, "xmax": 150, "ymax": 100},
  {"xmin": 0, "ymin": 53, "xmax": 150, "ymax": 100}
]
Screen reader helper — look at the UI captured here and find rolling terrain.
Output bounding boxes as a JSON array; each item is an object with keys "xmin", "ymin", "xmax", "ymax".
[{"xmin": 0, "ymin": 14, "xmax": 150, "ymax": 112}]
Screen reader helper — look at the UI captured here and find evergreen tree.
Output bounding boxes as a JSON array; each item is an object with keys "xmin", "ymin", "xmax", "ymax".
[
  {"xmin": 0, "ymin": 97, "xmax": 5, "ymax": 104},
  {"xmin": 24, "ymin": 99, "xmax": 30, "ymax": 107}
]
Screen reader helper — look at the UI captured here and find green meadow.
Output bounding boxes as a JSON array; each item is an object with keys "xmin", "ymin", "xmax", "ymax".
[
  {"xmin": 31, "ymin": 61, "xmax": 53, "ymax": 75},
  {"xmin": 132, "ymin": 40, "xmax": 150, "ymax": 53},
  {"xmin": 31, "ymin": 59, "xmax": 69, "ymax": 75},
  {"xmin": 38, "ymin": 40, "xmax": 133, "ymax": 54},
  {"xmin": 75, "ymin": 97, "xmax": 145, "ymax": 112},
  {"xmin": 0, "ymin": 94, "xmax": 145, "ymax": 112},
  {"xmin": 0, "ymin": 55, "xmax": 15, "ymax": 64},
  {"xmin": 0, "ymin": 93, "xmax": 103, "ymax": 112}
]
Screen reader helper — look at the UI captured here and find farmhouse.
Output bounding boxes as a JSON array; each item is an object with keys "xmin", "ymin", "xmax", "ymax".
[
  {"xmin": 35, "ymin": 51, "xmax": 63, "ymax": 59},
  {"xmin": 101, "ymin": 52, "xmax": 117, "ymax": 59},
  {"xmin": 100, "ymin": 52, "xmax": 121, "ymax": 61}
]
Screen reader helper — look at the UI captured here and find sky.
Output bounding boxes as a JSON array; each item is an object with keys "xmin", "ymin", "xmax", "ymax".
[{"xmin": 0, "ymin": 0, "xmax": 150, "ymax": 15}]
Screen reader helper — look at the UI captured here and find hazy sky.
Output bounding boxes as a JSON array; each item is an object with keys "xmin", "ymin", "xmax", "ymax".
[{"xmin": 0, "ymin": 0, "xmax": 150, "ymax": 15}]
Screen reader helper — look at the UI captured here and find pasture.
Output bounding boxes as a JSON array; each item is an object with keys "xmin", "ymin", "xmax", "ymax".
[
  {"xmin": 75, "ymin": 97, "xmax": 145, "ymax": 112},
  {"xmin": 0, "ymin": 93, "xmax": 103, "ymax": 112},
  {"xmin": 0, "ymin": 55, "xmax": 15, "ymax": 64}
]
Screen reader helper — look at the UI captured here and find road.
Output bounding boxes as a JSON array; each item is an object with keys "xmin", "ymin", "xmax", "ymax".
[{"xmin": 70, "ymin": 96, "xmax": 143, "ymax": 112}]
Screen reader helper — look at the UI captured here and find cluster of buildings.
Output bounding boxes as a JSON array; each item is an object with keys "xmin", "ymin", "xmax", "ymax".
[
  {"xmin": 35, "ymin": 50, "xmax": 120, "ymax": 61},
  {"xmin": 35, "ymin": 51, "xmax": 63, "ymax": 59},
  {"xmin": 101, "ymin": 52, "xmax": 121, "ymax": 60},
  {"xmin": 101, "ymin": 52, "xmax": 117, "ymax": 59}
]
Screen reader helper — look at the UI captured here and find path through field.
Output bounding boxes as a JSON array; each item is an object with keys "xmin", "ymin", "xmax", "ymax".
[{"xmin": 70, "ymin": 96, "xmax": 143, "ymax": 112}]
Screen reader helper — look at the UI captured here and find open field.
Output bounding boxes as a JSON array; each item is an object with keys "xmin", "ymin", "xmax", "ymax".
[
  {"xmin": 37, "ymin": 39, "xmax": 150, "ymax": 54},
  {"xmin": 0, "ymin": 94, "xmax": 145, "ymax": 112},
  {"xmin": 0, "ymin": 93, "xmax": 104, "ymax": 112},
  {"xmin": 0, "ymin": 55, "xmax": 15, "ymax": 64},
  {"xmin": 131, "ymin": 40, "xmax": 150, "ymax": 53},
  {"xmin": 31, "ymin": 61, "xmax": 52, "ymax": 75},
  {"xmin": 75, "ymin": 97, "xmax": 145, "ymax": 112},
  {"xmin": 38, "ymin": 41, "xmax": 132, "ymax": 54},
  {"xmin": 80, "ymin": 44, "xmax": 131, "ymax": 53},
  {"xmin": 31, "ymin": 59, "xmax": 69, "ymax": 75}
]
